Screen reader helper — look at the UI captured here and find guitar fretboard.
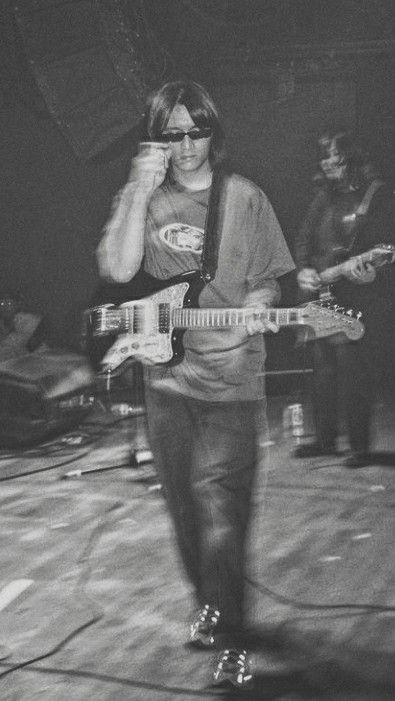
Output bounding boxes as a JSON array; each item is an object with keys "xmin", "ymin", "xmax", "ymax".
[
  {"xmin": 171, "ymin": 307, "xmax": 302, "ymax": 328},
  {"xmin": 92, "ymin": 305, "xmax": 304, "ymax": 336}
]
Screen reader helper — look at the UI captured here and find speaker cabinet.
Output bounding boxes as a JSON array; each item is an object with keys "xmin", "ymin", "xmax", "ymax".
[{"xmin": 13, "ymin": 0, "xmax": 149, "ymax": 159}]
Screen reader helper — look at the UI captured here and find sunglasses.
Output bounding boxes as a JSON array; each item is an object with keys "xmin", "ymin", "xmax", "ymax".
[{"xmin": 159, "ymin": 127, "xmax": 212, "ymax": 143}]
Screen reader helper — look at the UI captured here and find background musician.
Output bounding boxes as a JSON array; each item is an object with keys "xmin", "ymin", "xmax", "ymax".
[{"xmin": 294, "ymin": 131, "xmax": 395, "ymax": 467}]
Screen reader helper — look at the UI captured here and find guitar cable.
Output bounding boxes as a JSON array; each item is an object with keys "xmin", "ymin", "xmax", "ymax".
[
  {"xmin": 0, "ymin": 341, "xmax": 393, "ymax": 694},
  {"xmin": 0, "ymin": 502, "xmax": 230, "ymax": 698},
  {"xmin": 0, "ymin": 472, "xmax": 393, "ymax": 698}
]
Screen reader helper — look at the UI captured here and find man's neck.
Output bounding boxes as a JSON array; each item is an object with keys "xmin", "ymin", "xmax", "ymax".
[{"xmin": 171, "ymin": 164, "xmax": 213, "ymax": 191}]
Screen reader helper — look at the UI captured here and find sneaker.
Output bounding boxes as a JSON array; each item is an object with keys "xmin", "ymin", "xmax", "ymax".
[
  {"xmin": 213, "ymin": 648, "xmax": 254, "ymax": 689},
  {"xmin": 293, "ymin": 442, "xmax": 336, "ymax": 458},
  {"xmin": 343, "ymin": 451, "xmax": 370, "ymax": 468},
  {"xmin": 189, "ymin": 604, "xmax": 220, "ymax": 648}
]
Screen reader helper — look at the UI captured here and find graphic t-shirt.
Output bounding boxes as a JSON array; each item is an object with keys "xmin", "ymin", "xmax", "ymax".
[
  {"xmin": 144, "ymin": 180, "xmax": 209, "ymax": 278},
  {"xmin": 143, "ymin": 174, "xmax": 295, "ymax": 401}
]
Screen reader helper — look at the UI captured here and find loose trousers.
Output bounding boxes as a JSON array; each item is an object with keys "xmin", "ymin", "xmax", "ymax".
[
  {"xmin": 311, "ymin": 329, "xmax": 383, "ymax": 453},
  {"xmin": 144, "ymin": 386, "xmax": 260, "ymax": 637}
]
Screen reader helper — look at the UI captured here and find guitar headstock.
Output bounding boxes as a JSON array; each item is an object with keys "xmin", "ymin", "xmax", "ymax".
[
  {"xmin": 369, "ymin": 243, "xmax": 395, "ymax": 267},
  {"xmin": 301, "ymin": 301, "xmax": 365, "ymax": 341}
]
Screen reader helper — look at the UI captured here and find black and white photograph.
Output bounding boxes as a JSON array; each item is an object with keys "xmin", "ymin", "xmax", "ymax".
[{"xmin": 0, "ymin": 2, "xmax": 394, "ymax": 699}]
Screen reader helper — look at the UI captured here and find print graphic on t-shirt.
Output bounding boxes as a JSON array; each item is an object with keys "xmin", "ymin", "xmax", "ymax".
[{"xmin": 159, "ymin": 223, "xmax": 204, "ymax": 253}]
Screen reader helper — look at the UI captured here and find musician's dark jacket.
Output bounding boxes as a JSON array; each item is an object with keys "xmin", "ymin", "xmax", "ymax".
[{"xmin": 294, "ymin": 178, "xmax": 395, "ymax": 396}]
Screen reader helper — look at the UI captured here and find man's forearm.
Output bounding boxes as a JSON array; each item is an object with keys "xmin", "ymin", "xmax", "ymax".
[{"xmin": 96, "ymin": 183, "xmax": 150, "ymax": 283}]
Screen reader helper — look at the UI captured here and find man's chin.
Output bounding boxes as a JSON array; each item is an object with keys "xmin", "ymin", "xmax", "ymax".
[{"xmin": 176, "ymin": 158, "xmax": 198, "ymax": 170}]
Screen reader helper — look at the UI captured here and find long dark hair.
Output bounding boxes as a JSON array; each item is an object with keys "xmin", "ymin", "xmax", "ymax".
[
  {"xmin": 144, "ymin": 81, "xmax": 225, "ymax": 167},
  {"xmin": 318, "ymin": 131, "xmax": 381, "ymax": 190}
]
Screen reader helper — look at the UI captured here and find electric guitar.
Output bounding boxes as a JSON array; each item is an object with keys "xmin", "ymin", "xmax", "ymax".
[
  {"xmin": 319, "ymin": 243, "xmax": 395, "ymax": 287},
  {"xmin": 83, "ymin": 270, "xmax": 365, "ymax": 374}
]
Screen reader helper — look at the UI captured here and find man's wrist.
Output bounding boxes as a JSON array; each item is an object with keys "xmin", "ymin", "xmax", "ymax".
[
  {"xmin": 118, "ymin": 179, "xmax": 153, "ymax": 205},
  {"xmin": 245, "ymin": 289, "xmax": 279, "ymax": 307}
]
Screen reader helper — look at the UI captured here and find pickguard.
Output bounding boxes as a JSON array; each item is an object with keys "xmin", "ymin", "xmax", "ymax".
[{"xmin": 101, "ymin": 282, "xmax": 190, "ymax": 370}]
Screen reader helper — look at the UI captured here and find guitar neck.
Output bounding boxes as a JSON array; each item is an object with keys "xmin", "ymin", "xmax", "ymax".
[
  {"xmin": 319, "ymin": 246, "xmax": 394, "ymax": 285},
  {"xmin": 172, "ymin": 307, "xmax": 302, "ymax": 329},
  {"xmin": 320, "ymin": 260, "xmax": 364, "ymax": 285},
  {"xmin": 319, "ymin": 262, "xmax": 349, "ymax": 285}
]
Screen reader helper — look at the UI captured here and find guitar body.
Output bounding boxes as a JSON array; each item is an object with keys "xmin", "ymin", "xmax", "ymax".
[
  {"xmin": 84, "ymin": 270, "xmax": 204, "ymax": 371},
  {"xmin": 84, "ymin": 270, "xmax": 365, "ymax": 374},
  {"xmin": 84, "ymin": 268, "xmax": 151, "ymax": 370}
]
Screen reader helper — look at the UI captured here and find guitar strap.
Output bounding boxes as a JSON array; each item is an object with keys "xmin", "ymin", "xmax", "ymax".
[
  {"xmin": 348, "ymin": 178, "xmax": 383, "ymax": 253},
  {"xmin": 201, "ymin": 167, "xmax": 229, "ymax": 283},
  {"xmin": 355, "ymin": 178, "xmax": 383, "ymax": 217}
]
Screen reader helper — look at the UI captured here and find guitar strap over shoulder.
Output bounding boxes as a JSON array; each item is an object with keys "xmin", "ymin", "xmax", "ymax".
[
  {"xmin": 355, "ymin": 178, "xmax": 383, "ymax": 217},
  {"xmin": 201, "ymin": 168, "xmax": 229, "ymax": 283},
  {"xmin": 347, "ymin": 178, "xmax": 384, "ymax": 252}
]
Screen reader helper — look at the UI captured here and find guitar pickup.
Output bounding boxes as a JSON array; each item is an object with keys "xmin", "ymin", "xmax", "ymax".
[
  {"xmin": 158, "ymin": 303, "xmax": 170, "ymax": 333},
  {"xmin": 91, "ymin": 305, "xmax": 120, "ymax": 336}
]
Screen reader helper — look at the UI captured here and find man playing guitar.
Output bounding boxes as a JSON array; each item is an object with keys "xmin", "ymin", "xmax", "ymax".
[
  {"xmin": 294, "ymin": 131, "xmax": 395, "ymax": 467},
  {"xmin": 97, "ymin": 81, "xmax": 295, "ymax": 689}
]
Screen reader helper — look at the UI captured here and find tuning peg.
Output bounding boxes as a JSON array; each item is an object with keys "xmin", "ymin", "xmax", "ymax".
[
  {"xmin": 356, "ymin": 311, "xmax": 363, "ymax": 320},
  {"xmin": 346, "ymin": 308, "xmax": 354, "ymax": 316}
]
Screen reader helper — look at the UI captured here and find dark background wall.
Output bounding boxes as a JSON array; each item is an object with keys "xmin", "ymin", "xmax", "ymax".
[{"xmin": 1, "ymin": 0, "xmax": 394, "ymax": 361}]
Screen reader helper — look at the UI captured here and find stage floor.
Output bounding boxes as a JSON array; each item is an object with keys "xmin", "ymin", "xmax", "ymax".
[{"xmin": 0, "ymin": 389, "xmax": 394, "ymax": 700}]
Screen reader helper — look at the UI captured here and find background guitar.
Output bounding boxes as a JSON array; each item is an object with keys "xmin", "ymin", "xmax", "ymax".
[{"xmin": 319, "ymin": 243, "xmax": 395, "ymax": 286}]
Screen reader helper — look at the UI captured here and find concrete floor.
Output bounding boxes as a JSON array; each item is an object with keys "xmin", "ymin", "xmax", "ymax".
[{"xmin": 0, "ymin": 386, "xmax": 394, "ymax": 701}]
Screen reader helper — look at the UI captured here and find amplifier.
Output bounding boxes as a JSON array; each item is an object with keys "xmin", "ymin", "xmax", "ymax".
[{"xmin": 0, "ymin": 351, "xmax": 95, "ymax": 448}]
